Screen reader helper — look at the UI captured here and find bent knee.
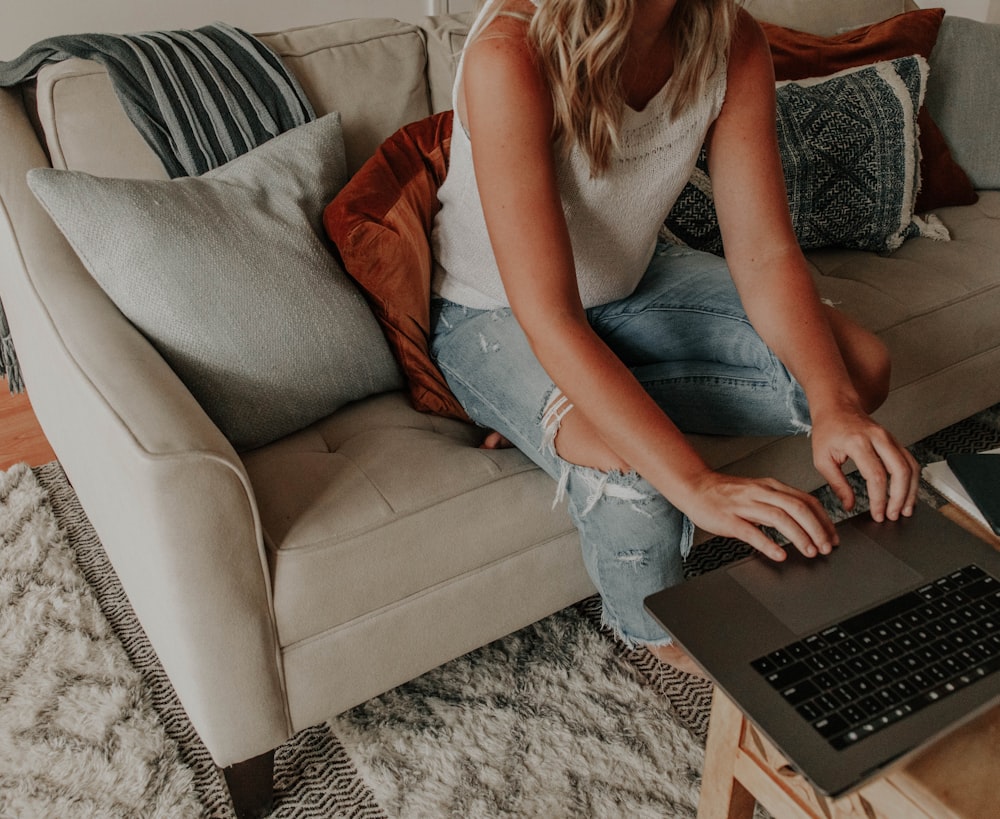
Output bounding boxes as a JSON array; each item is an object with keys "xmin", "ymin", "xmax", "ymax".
[
  {"xmin": 853, "ymin": 333, "xmax": 891, "ymax": 412},
  {"xmin": 825, "ymin": 306, "xmax": 891, "ymax": 413},
  {"xmin": 542, "ymin": 389, "xmax": 631, "ymax": 473}
]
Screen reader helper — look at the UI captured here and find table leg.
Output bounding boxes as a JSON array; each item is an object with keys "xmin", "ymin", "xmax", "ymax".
[{"xmin": 698, "ymin": 689, "xmax": 757, "ymax": 819}]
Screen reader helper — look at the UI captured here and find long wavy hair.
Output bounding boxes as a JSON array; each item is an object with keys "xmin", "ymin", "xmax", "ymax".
[{"xmin": 472, "ymin": 0, "xmax": 736, "ymax": 175}]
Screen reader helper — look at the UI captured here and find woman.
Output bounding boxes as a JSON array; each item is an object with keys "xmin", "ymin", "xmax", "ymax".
[{"xmin": 429, "ymin": 0, "xmax": 919, "ymax": 673}]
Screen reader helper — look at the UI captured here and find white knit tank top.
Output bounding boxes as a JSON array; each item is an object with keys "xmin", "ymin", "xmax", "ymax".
[{"xmin": 431, "ymin": 0, "xmax": 728, "ymax": 310}]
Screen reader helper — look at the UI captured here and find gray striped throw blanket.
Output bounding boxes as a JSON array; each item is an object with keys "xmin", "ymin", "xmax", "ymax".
[{"xmin": 0, "ymin": 21, "xmax": 317, "ymax": 391}]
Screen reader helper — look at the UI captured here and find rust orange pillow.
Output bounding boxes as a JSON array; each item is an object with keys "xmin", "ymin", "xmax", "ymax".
[
  {"xmin": 324, "ymin": 110, "xmax": 470, "ymax": 422},
  {"xmin": 761, "ymin": 8, "xmax": 978, "ymax": 211}
]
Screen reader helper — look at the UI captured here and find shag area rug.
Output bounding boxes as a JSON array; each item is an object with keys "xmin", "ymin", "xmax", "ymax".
[{"xmin": 1, "ymin": 403, "xmax": 998, "ymax": 818}]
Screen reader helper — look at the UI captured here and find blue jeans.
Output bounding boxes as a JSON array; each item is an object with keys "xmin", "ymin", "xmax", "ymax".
[{"xmin": 429, "ymin": 242, "xmax": 811, "ymax": 646}]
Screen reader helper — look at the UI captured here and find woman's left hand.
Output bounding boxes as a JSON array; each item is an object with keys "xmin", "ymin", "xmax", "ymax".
[{"xmin": 809, "ymin": 403, "xmax": 920, "ymax": 523}]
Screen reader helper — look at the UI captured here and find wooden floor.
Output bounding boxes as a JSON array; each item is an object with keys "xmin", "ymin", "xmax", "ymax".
[{"xmin": 0, "ymin": 382, "xmax": 57, "ymax": 471}]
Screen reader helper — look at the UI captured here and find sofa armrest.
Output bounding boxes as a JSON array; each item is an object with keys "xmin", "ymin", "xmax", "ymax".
[{"xmin": 0, "ymin": 86, "xmax": 291, "ymax": 766}]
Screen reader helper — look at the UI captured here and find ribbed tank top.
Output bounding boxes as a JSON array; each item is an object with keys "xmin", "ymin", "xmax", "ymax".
[{"xmin": 431, "ymin": 0, "xmax": 728, "ymax": 310}]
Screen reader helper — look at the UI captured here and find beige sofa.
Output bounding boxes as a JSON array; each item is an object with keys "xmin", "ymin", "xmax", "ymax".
[{"xmin": 1, "ymin": 1, "xmax": 998, "ymax": 815}]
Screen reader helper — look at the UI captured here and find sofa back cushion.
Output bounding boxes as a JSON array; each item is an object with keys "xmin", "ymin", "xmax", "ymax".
[
  {"xmin": 258, "ymin": 20, "xmax": 431, "ymax": 175},
  {"xmin": 31, "ymin": 18, "xmax": 432, "ymax": 180},
  {"xmin": 925, "ymin": 16, "xmax": 1000, "ymax": 191},
  {"xmin": 744, "ymin": 0, "xmax": 918, "ymax": 35}
]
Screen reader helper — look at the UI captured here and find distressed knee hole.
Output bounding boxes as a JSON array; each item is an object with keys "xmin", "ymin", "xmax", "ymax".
[
  {"xmin": 616, "ymin": 549, "xmax": 650, "ymax": 568},
  {"xmin": 477, "ymin": 332, "xmax": 500, "ymax": 354},
  {"xmin": 552, "ymin": 461, "xmax": 655, "ymax": 519},
  {"xmin": 540, "ymin": 387, "xmax": 574, "ymax": 458},
  {"xmin": 540, "ymin": 387, "xmax": 658, "ymax": 515}
]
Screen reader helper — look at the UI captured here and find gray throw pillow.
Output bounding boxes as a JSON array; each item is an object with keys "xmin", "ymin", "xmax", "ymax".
[
  {"xmin": 663, "ymin": 56, "xmax": 949, "ymax": 256},
  {"xmin": 926, "ymin": 16, "xmax": 1000, "ymax": 191},
  {"xmin": 28, "ymin": 112, "xmax": 402, "ymax": 450}
]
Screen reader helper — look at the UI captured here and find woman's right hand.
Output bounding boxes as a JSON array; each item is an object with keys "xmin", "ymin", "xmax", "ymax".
[{"xmin": 679, "ymin": 471, "xmax": 839, "ymax": 562}]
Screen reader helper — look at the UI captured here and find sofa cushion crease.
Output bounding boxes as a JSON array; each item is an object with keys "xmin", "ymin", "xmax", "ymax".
[
  {"xmin": 251, "ymin": 434, "xmax": 522, "ymax": 537},
  {"xmin": 256, "ymin": 453, "xmax": 561, "ymax": 557}
]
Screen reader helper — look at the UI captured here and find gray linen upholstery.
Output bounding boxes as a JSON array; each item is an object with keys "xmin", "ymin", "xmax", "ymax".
[
  {"xmin": 28, "ymin": 113, "xmax": 401, "ymax": 450},
  {"xmin": 925, "ymin": 16, "xmax": 1000, "ymax": 191}
]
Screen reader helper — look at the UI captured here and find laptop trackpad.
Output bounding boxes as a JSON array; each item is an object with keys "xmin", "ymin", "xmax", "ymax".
[{"xmin": 727, "ymin": 531, "xmax": 923, "ymax": 635}]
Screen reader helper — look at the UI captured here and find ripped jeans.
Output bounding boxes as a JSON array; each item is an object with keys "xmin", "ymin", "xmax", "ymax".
[{"xmin": 429, "ymin": 242, "xmax": 811, "ymax": 646}]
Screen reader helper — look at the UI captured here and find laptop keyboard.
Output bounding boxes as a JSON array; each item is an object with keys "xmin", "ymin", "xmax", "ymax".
[{"xmin": 751, "ymin": 564, "xmax": 1000, "ymax": 750}]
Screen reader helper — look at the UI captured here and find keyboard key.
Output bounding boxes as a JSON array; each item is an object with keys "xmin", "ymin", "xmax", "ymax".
[
  {"xmin": 797, "ymin": 700, "xmax": 824, "ymax": 722},
  {"xmin": 840, "ymin": 637, "xmax": 863, "ymax": 656},
  {"xmin": 821, "ymin": 625, "xmax": 850, "ymax": 643},
  {"xmin": 781, "ymin": 679, "xmax": 820, "ymax": 706},
  {"xmin": 962, "ymin": 565, "xmax": 988, "ymax": 580},
  {"xmin": 763, "ymin": 661, "xmax": 811, "ymax": 690},
  {"xmin": 813, "ymin": 714, "xmax": 849, "ymax": 738},
  {"xmin": 822, "ymin": 644, "xmax": 848, "ymax": 664},
  {"xmin": 803, "ymin": 654, "xmax": 831, "ymax": 674},
  {"xmin": 842, "ymin": 704, "xmax": 867, "ymax": 725},
  {"xmin": 917, "ymin": 584, "xmax": 944, "ymax": 601},
  {"xmin": 787, "ymin": 641, "xmax": 812, "ymax": 660}
]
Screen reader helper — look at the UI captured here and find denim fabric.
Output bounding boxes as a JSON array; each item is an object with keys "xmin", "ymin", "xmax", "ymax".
[{"xmin": 429, "ymin": 242, "xmax": 811, "ymax": 645}]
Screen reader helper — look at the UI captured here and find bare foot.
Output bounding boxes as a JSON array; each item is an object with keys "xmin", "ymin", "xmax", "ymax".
[
  {"xmin": 479, "ymin": 430, "xmax": 513, "ymax": 449},
  {"xmin": 647, "ymin": 643, "xmax": 710, "ymax": 681}
]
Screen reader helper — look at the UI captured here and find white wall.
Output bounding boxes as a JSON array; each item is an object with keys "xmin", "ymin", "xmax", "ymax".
[
  {"xmin": 0, "ymin": 0, "xmax": 473, "ymax": 60},
  {"xmin": 935, "ymin": 0, "xmax": 998, "ymax": 22},
  {"xmin": 3, "ymin": 0, "xmax": 995, "ymax": 60}
]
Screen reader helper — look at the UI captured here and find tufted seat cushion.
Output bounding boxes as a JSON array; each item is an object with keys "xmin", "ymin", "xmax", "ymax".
[
  {"xmin": 807, "ymin": 193, "xmax": 1000, "ymax": 397},
  {"xmin": 241, "ymin": 392, "xmax": 580, "ymax": 650}
]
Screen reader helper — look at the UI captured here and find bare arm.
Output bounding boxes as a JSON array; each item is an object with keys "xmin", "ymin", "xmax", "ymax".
[{"xmin": 707, "ymin": 10, "xmax": 919, "ymax": 521}]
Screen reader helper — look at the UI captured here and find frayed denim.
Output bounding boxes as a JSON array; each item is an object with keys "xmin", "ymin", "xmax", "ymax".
[{"xmin": 429, "ymin": 242, "xmax": 811, "ymax": 646}]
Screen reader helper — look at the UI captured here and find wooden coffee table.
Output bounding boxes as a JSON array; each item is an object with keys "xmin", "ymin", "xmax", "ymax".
[{"xmin": 698, "ymin": 503, "xmax": 1000, "ymax": 819}]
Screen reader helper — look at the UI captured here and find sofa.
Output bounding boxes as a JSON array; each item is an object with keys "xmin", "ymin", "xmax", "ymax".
[{"xmin": 0, "ymin": 0, "xmax": 998, "ymax": 815}]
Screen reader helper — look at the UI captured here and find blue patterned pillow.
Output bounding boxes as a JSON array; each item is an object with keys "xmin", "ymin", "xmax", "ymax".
[{"xmin": 663, "ymin": 56, "xmax": 949, "ymax": 256}]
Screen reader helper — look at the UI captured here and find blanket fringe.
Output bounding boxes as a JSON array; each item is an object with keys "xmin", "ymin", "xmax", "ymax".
[
  {"xmin": 914, "ymin": 213, "xmax": 952, "ymax": 242},
  {"xmin": 0, "ymin": 308, "xmax": 23, "ymax": 394}
]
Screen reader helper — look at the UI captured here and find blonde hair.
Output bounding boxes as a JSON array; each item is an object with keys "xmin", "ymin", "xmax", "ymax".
[{"xmin": 472, "ymin": 0, "xmax": 737, "ymax": 176}]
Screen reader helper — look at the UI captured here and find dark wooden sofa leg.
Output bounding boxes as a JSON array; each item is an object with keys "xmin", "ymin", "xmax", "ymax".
[{"xmin": 223, "ymin": 749, "xmax": 276, "ymax": 818}]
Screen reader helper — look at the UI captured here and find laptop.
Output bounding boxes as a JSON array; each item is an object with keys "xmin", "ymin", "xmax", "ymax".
[{"xmin": 644, "ymin": 502, "xmax": 1000, "ymax": 798}]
